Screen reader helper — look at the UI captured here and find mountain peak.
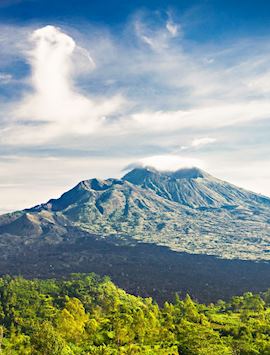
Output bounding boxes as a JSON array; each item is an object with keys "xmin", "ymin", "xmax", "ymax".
[
  {"xmin": 122, "ymin": 166, "xmax": 210, "ymax": 185},
  {"xmin": 122, "ymin": 166, "xmax": 158, "ymax": 185},
  {"xmin": 171, "ymin": 167, "xmax": 210, "ymax": 179}
]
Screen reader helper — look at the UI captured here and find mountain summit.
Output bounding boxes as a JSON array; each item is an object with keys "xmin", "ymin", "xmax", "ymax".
[
  {"xmin": 0, "ymin": 167, "xmax": 270, "ymax": 260},
  {"xmin": 123, "ymin": 167, "xmax": 268, "ymax": 208},
  {"xmin": 123, "ymin": 166, "xmax": 209, "ymax": 183}
]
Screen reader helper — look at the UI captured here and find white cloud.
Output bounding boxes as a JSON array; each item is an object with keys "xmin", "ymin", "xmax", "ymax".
[
  {"xmin": 191, "ymin": 137, "xmax": 217, "ymax": 148},
  {"xmin": 176, "ymin": 137, "xmax": 217, "ymax": 152},
  {"xmin": 120, "ymin": 102, "xmax": 270, "ymax": 134},
  {"xmin": 134, "ymin": 21, "xmax": 161, "ymax": 50},
  {"xmin": 134, "ymin": 154, "xmax": 204, "ymax": 171},
  {"xmin": 4, "ymin": 25, "xmax": 125, "ymax": 144},
  {"xmin": 0, "ymin": 72, "xmax": 12, "ymax": 84},
  {"xmin": 166, "ymin": 20, "xmax": 179, "ymax": 37},
  {"xmin": 2, "ymin": 22, "xmax": 270, "ymax": 146},
  {"xmin": 134, "ymin": 16, "xmax": 179, "ymax": 51}
]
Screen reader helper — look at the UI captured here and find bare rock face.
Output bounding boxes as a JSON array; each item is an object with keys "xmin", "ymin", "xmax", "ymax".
[{"xmin": 1, "ymin": 167, "xmax": 270, "ymax": 260}]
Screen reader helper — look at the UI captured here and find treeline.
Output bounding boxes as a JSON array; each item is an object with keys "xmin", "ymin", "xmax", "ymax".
[{"xmin": 0, "ymin": 274, "xmax": 270, "ymax": 354}]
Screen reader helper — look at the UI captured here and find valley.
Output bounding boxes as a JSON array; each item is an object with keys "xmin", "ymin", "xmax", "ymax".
[{"xmin": 1, "ymin": 232, "xmax": 270, "ymax": 304}]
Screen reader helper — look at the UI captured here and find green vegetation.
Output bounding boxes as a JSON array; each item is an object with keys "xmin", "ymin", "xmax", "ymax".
[{"xmin": 0, "ymin": 274, "xmax": 270, "ymax": 354}]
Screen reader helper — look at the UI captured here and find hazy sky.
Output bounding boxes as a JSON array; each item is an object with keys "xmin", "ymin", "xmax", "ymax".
[{"xmin": 0, "ymin": 0, "xmax": 270, "ymax": 213}]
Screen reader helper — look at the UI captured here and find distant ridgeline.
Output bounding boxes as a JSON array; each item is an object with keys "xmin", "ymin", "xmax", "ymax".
[{"xmin": 0, "ymin": 273, "xmax": 270, "ymax": 354}]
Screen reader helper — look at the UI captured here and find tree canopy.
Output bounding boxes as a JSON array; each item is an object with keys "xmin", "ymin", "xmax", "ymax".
[{"xmin": 0, "ymin": 273, "xmax": 270, "ymax": 354}]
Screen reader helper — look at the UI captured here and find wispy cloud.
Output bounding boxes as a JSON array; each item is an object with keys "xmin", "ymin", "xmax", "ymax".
[
  {"xmin": 0, "ymin": 73, "xmax": 12, "ymax": 84},
  {"xmin": 166, "ymin": 20, "xmax": 179, "ymax": 37},
  {"xmin": 180, "ymin": 137, "xmax": 217, "ymax": 151},
  {"xmin": 2, "ymin": 18, "xmax": 270, "ymax": 144},
  {"xmin": 191, "ymin": 137, "xmax": 217, "ymax": 148}
]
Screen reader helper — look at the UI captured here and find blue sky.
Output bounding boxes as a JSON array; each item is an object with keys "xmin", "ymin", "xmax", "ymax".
[
  {"xmin": 0, "ymin": 0, "xmax": 270, "ymax": 212},
  {"xmin": 2, "ymin": 0, "xmax": 270, "ymax": 39}
]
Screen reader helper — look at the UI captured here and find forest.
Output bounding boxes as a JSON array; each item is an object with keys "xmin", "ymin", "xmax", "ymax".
[{"xmin": 0, "ymin": 273, "xmax": 270, "ymax": 354}]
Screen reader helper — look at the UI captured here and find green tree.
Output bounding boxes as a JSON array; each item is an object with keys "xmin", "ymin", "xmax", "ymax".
[
  {"xmin": 56, "ymin": 297, "xmax": 89, "ymax": 342},
  {"xmin": 31, "ymin": 321, "xmax": 66, "ymax": 355}
]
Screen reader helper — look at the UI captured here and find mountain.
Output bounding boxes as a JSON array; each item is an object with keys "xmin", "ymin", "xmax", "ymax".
[{"xmin": 0, "ymin": 166, "xmax": 270, "ymax": 261}]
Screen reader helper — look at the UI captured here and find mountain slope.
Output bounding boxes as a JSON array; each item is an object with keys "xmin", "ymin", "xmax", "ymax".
[
  {"xmin": 0, "ymin": 167, "xmax": 270, "ymax": 260},
  {"xmin": 123, "ymin": 167, "xmax": 270, "ymax": 208}
]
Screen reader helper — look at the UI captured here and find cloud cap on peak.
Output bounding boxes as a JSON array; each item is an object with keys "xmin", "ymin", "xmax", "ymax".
[
  {"xmin": 124, "ymin": 155, "xmax": 205, "ymax": 173},
  {"xmin": 123, "ymin": 165, "xmax": 210, "ymax": 184}
]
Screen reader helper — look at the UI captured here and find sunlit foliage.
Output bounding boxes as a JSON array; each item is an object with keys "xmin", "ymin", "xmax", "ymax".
[{"xmin": 0, "ymin": 274, "xmax": 270, "ymax": 354}]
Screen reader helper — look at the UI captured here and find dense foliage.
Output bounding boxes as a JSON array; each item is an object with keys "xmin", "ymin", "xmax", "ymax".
[{"xmin": 0, "ymin": 274, "xmax": 270, "ymax": 354}]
